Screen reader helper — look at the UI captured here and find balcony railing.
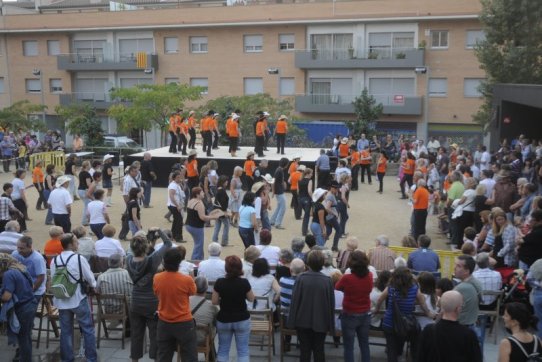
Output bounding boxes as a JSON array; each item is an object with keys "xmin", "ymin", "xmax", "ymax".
[
  {"xmin": 57, "ymin": 52, "xmax": 159, "ymax": 71},
  {"xmin": 59, "ymin": 92, "xmax": 115, "ymax": 109}
]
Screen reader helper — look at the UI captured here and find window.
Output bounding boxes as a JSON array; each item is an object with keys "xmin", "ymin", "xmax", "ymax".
[
  {"xmin": 23, "ymin": 40, "xmax": 38, "ymax": 56},
  {"xmin": 74, "ymin": 40, "xmax": 105, "ymax": 62},
  {"xmin": 368, "ymin": 32, "xmax": 414, "ymax": 58},
  {"xmin": 165, "ymin": 78, "xmax": 180, "ymax": 84},
  {"xmin": 119, "ymin": 78, "xmax": 153, "ymax": 88},
  {"xmin": 368, "ymin": 78, "xmax": 415, "ymax": 105},
  {"xmin": 164, "ymin": 37, "xmax": 178, "ymax": 54},
  {"xmin": 0, "ymin": 77, "xmax": 4, "ymax": 93},
  {"xmin": 466, "ymin": 30, "xmax": 485, "ymax": 49},
  {"xmin": 119, "ymin": 38, "xmax": 154, "ymax": 61},
  {"xmin": 279, "ymin": 77, "xmax": 295, "ymax": 96},
  {"xmin": 310, "ymin": 33, "xmax": 354, "ymax": 60},
  {"xmin": 49, "ymin": 78, "xmax": 62, "ymax": 93},
  {"xmin": 430, "ymin": 30, "xmax": 448, "ymax": 49},
  {"xmin": 190, "ymin": 37, "xmax": 208, "ymax": 53},
  {"xmin": 279, "ymin": 34, "xmax": 295, "ymax": 51},
  {"xmin": 25, "ymin": 78, "xmax": 41, "ymax": 93},
  {"xmin": 428, "ymin": 78, "xmax": 448, "ymax": 97},
  {"xmin": 190, "ymin": 78, "xmax": 208, "ymax": 94},
  {"xmin": 244, "ymin": 35, "xmax": 263, "ymax": 53},
  {"xmin": 47, "ymin": 40, "xmax": 60, "ymax": 56},
  {"xmin": 464, "ymin": 78, "xmax": 484, "ymax": 97},
  {"xmin": 244, "ymin": 77, "xmax": 263, "ymax": 95}
]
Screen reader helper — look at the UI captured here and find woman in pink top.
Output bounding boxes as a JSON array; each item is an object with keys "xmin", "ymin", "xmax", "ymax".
[{"xmin": 335, "ymin": 250, "xmax": 373, "ymax": 362}]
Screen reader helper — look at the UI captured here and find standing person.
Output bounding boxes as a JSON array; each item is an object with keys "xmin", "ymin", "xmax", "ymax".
[
  {"xmin": 349, "ymin": 145, "xmax": 360, "ymax": 191},
  {"xmin": 498, "ymin": 302, "xmax": 541, "ymax": 362},
  {"xmin": 254, "ymin": 113, "xmax": 266, "ymax": 157},
  {"xmin": 261, "ymin": 111, "xmax": 271, "ymax": 151},
  {"xmin": 455, "ymin": 177, "xmax": 477, "ymax": 249},
  {"xmin": 238, "ymin": 192, "xmax": 258, "ymax": 248},
  {"xmin": 228, "ymin": 114, "xmax": 240, "ymax": 157},
  {"xmin": 141, "ymin": 152, "xmax": 157, "ymax": 208},
  {"xmin": 212, "ymin": 175, "xmax": 230, "ymax": 247},
  {"xmin": 43, "ymin": 164, "xmax": 57, "ymax": 225},
  {"xmin": 275, "ymin": 115, "xmax": 288, "ymax": 155},
  {"xmin": 11, "ymin": 169, "xmax": 29, "ymax": 232},
  {"xmin": 412, "ymin": 179, "xmax": 430, "ymax": 240},
  {"xmin": 417, "ymin": 291, "xmax": 482, "ymax": 362},
  {"xmin": 168, "ymin": 112, "xmax": 178, "ymax": 153},
  {"xmin": 177, "ymin": 115, "xmax": 189, "ymax": 155},
  {"xmin": 310, "ymin": 188, "xmax": 328, "ymax": 246},
  {"xmin": 316, "ymin": 149, "xmax": 331, "ymax": 188},
  {"xmin": 212, "ymin": 255, "xmax": 255, "ymax": 362},
  {"xmin": 72, "ymin": 133, "xmax": 84, "ymax": 152},
  {"xmin": 243, "ymin": 152, "xmax": 256, "ymax": 192},
  {"xmin": 376, "ymin": 151, "xmax": 388, "ymax": 194},
  {"xmin": 64, "ymin": 154, "xmax": 78, "ymax": 199},
  {"xmin": 78, "ymin": 160, "xmax": 93, "ymax": 226},
  {"xmin": 288, "ymin": 250, "xmax": 335, "ymax": 362},
  {"xmin": 289, "ymin": 164, "xmax": 304, "ymax": 220},
  {"xmin": 201, "ymin": 111, "xmax": 214, "ymax": 157},
  {"xmin": 126, "ymin": 229, "xmax": 172, "ymax": 362},
  {"xmin": 32, "ymin": 159, "xmax": 46, "ymax": 210},
  {"xmin": 211, "ymin": 113, "xmax": 220, "ymax": 150},
  {"xmin": 153, "ymin": 247, "xmax": 197, "ymax": 361},
  {"xmin": 337, "ymin": 174, "xmax": 350, "ymax": 239},
  {"xmin": 298, "ymin": 167, "xmax": 313, "ymax": 236},
  {"xmin": 1, "ymin": 134, "xmax": 14, "ymax": 173},
  {"xmin": 0, "ymin": 254, "xmax": 39, "ymax": 362},
  {"xmin": 12, "ymin": 236, "xmax": 46, "ymax": 304},
  {"xmin": 359, "ymin": 146, "xmax": 372, "ymax": 185},
  {"xmin": 324, "ymin": 181, "xmax": 342, "ymax": 252},
  {"xmin": 127, "ymin": 187, "xmax": 142, "ymax": 237},
  {"xmin": 335, "ymin": 250, "xmax": 373, "ymax": 362},
  {"xmin": 229, "ymin": 166, "xmax": 243, "ymax": 227},
  {"xmin": 167, "ymin": 171, "xmax": 185, "ymax": 244},
  {"xmin": 185, "ymin": 187, "xmax": 221, "ymax": 260},
  {"xmin": 400, "ymin": 152, "xmax": 416, "ymax": 199},
  {"xmin": 489, "ymin": 210, "xmax": 517, "ymax": 268},
  {"xmin": 47, "ymin": 175, "xmax": 73, "ymax": 233},
  {"xmin": 186, "ymin": 150, "xmax": 199, "ymax": 196},
  {"xmin": 50, "ymin": 233, "xmax": 97, "ymax": 362},
  {"xmin": 87, "ymin": 189, "xmax": 110, "ymax": 240},
  {"xmin": 437, "ymin": 147, "xmax": 450, "ymax": 191},
  {"xmin": 187, "ymin": 111, "xmax": 197, "ymax": 150},
  {"xmin": 102, "ymin": 154, "xmax": 115, "ymax": 206},
  {"xmin": 270, "ymin": 157, "xmax": 289, "ymax": 229}
]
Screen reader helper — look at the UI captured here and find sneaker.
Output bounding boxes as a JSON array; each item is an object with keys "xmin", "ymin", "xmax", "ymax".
[{"xmin": 275, "ymin": 225, "xmax": 285, "ymax": 230}]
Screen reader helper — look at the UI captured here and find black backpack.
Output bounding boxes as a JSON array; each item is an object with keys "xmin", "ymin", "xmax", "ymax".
[{"xmin": 508, "ymin": 335, "xmax": 542, "ymax": 362}]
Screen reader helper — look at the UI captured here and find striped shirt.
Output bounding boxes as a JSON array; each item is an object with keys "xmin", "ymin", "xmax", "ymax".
[
  {"xmin": 472, "ymin": 268, "xmax": 502, "ymax": 305},
  {"xmin": 368, "ymin": 246, "xmax": 397, "ymax": 272},
  {"xmin": 97, "ymin": 267, "xmax": 133, "ymax": 313},
  {"xmin": 383, "ymin": 285, "xmax": 418, "ymax": 329},
  {"xmin": 279, "ymin": 275, "xmax": 296, "ymax": 316}
]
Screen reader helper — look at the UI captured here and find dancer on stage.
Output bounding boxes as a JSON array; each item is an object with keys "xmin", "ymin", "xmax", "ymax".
[
  {"xmin": 254, "ymin": 113, "xmax": 266, "ymax": 157},
  {"xmin": 227, "ymin": 114, "xmax": 240, "ymax": 157},
  {"xmin": 275, "ymin": 115, "xmax": 288, "ymax": 155},
  {"xmin": 168, "ymin": 112, "xmax": 177, "ymax": 153},
  {"xmin": 201, "ymin": 111, "xmax": 214, "ymax": 157},
  {"xmin": 177, "ymin": 112, "xmax": 188, "ymax": 155},
  {"xmin": 211, "ymin": 112, "xmax": 220, "ymax": 150},
  {"xmin": 187, "ymin": 110, "xmax": 197, "ymax": 150}
]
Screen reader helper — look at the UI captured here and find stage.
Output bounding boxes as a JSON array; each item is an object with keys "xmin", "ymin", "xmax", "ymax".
[{"xmin": 127, "ymin": 146, "xmax": 329, "ymax": 187}]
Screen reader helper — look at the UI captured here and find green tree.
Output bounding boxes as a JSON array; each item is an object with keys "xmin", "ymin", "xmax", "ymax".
[
  {"xmin": 108, "ymin": 83, "xmax": 203, "ymax": 134},
  {"xmin": 474, "ymin": 0, "xmax": 542, "ymax": 128},
  {"xmin": 348, "ymin": 88, "xmax": 383, "ymax": 137},
  {"xmin": 0, "ymin": 100, "xmax": 47, "ymax": 132},
  {"xmin": 55, "ymin": 103, "xmax": 104, "ymax": 146}
]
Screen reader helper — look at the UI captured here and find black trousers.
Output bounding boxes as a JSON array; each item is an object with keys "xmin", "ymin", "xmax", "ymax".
[
  {"xmin": 360, "ymin": 164, "xmax": 372, "ymax": 183},
  {"xmin": 377, "ymin": 172, "xmax": 386, "ymax": 192},
  {"xmin": 276, "ymin": 133, "xmax": 286, "ymax": 154},
  {"xmin": 13, "ymin": 198, "xmax": 27, "ymax": 232},
  {"xmin": 168, "ymin": 206, "xmax": 184, "ymax": 242},
  {"xmin": 156, "ymin": 319, "xmax": 197, "ymax": 362},
  {"xmin": 203, "ymin": 131, "xmax": 213, "ymax": 155},
  {"xmin": 229, "ymin": 137, "xmax": 238, "ymax": 154},
  {"xmin": 168, "ymin": 131, "xmax": 177, "ymax": 153},
  {"xmin": 297, "ymin": 328, "xmax": 326, "ymax": 362},
  {"xmin": 212, "ymin": 130, "xmax": 219, "ymax": 149},
  {"xmin": 53, "ymin": 213, "xmax": 71, "ymax": 233},
  {"xmin": 255, "ymin": 135, "xmax": 265, "ymax": 156},
  {"xmin": 291, "ymin": 190, "xmax": 301, "ymax": 219},
  {"xmin": 34, "ymin": 183, "xmax": 47, "ymax": 209},
  {"xmin": 317, "ymin": 170, "xmax": 330, "ymax": 188},
  {"xmin": 413, "ymin": 209, "xmax": 428, "ymax": 240},
  {"xmin": 188, "ymin": 128, "xmax": 196, "ymax": 149},
  {"xmin": 400, "ymin": 174, "xmax": 413, "ymax": 197},
  {"xmin": 264, "ymin": 130, "xmax": 270, "ymax": 150},
  {"xmin": 177, "ymin": 134, "xmax": 187, "ymax": 155},
  {"xmin": 351, "ymin": 164, "xmax": 360, "ymax": 190}
]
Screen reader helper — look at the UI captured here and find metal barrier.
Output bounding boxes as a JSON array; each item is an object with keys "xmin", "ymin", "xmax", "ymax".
[
  {"xmin": 389, "ymin": 246, "xmax": 462, "ymax": 279},
  {"xmin": 28, "ymin": 152, "xmax": 66, "ymax": 171}
]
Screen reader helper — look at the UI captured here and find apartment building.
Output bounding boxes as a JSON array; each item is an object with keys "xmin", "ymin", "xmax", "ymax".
[{"xmin": 0, "ymin": 0, "xmax": 485, "ymax": 147}]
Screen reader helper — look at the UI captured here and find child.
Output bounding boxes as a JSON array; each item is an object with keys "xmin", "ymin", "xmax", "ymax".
[{"xmin": 463, "ymin": 226, "xmax": 478, "ymax": 252}]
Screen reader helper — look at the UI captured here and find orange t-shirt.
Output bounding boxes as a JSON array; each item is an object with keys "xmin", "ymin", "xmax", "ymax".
[
  {"xmin": 44, "ymin": 239, "xmax": 63, "ymax": 264},
  {"xmin": 153, "ymin": 271, "xmax": 196, "ymax": 323},
  {"xmin": 244, "ymin": 160, "xmax": 255, "ymax": 177},
  {"xmin": 377, "ymin": 156, "xmax": 388, "ymax": 173},
  {"xmin": 290, "ymin": 171, "xmax": 302, "ymax": 190},
  {"xmin": 256, "ymin": 121, "xmax": 265, "ymax": 136},
  {"xmin": 180, "ymin": 121, "xmax": 188, "ymax": 134},
  {"xmin": 288, "ymin": 161, "xmax": 298, "ymax": 177},
  {"xmin": 188, "ymin": 117, "xmax": 196, "ymax": 129},
  {"xmin": 186, "ymin": 159, "xmax": 198, "ymax": 178},
  {"xmin": 350, "ymin": 151, "xmax": 360, "ymax": 166},
  {"xmin": 403, "ymin": 159, "xmax": 416, "ymax": 175},
  {"xmin": 360, "ymin": 150, "xmax": 371, "ymax": 165},
  {"xmin": 225, "ymin": 118, "xmax": 232, "ymax": 135},
  {"xmin": 32, "ymin": 166, "xmax": 44, "ymax": 183},
  {"xmin": 200, "ymin": 117, "xmax": 210, "ymax": 131},
  {"xmin": 338, "ymin": 144, "xmax": 350, "ymax": 158},
  {"xmin": 413, "ymin": 187, "xmax": 430, "ymax": 210},
  {"xmin": 169, "ymin": 116, "xmax": 176, "ymax": 132},
  {"xmin": 229, "ymin": 120, "xmax": 239, "ymax": 137},
  {"xmin": 275, "ymin": 120, "xmax": 287, "ymax": 134},
  {"xmin": 211, "ymin": 118, "xmax": 218, "ymax": 131}
]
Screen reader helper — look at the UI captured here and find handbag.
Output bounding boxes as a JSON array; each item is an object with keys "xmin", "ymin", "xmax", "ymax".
[
  {"xmin": 451, "ymin": 199, "xmax": 474, "ymax": 220},
  {"xmin": 392, "ymin": 291, "xmax": 420, "ymax": 340}
]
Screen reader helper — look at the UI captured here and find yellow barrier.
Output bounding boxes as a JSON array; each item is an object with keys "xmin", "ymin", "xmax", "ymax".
[
  {"xmin": 28, "ymin": 151, "xmax": 66, "ymax": 171},
  {"xmin": 389, "ymin": 246, "xmax": 462, "ymax": 278}
]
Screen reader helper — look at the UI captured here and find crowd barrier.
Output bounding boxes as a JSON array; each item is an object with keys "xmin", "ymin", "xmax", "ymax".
[
  {"xmin": 389, "ymin": 246, "xmax": 462, "ymax": 278},
  {"xmin": 28, "ymin": 151, "xmax": 66, "ymax": 171}
]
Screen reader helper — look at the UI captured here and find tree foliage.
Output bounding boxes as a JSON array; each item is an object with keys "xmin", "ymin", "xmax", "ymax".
[
  {"xmin": 474, "ymin": 0, "xmax": 542, "ymax": 128},
  {"xmin": 347, "ymin": 88, "xmax": 383, "ymax": 137},
  {"xmin": 0, "ymin": 100, "xmax": 47, "ymax": 132},
  {"xmin": 108, "ymin": 83, "xmax": 203, "ymax": 133},
  {"xmin": 55, "ymin": 103, "xmax": 104, "ymax": 146}
]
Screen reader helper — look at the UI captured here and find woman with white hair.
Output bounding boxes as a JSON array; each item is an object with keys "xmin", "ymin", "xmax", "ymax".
[
  {"xmin": 454, "ymin": 177, "xmax": 478, "ymax": 249},
  {"xmin": 229, "ymin": 166, "xmax": 243, "ymax": 227}
]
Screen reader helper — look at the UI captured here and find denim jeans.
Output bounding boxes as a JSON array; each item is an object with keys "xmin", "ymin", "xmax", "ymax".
[
  {"xmin": 270, "ymin": 193, "xmax": 286, "ymax": 227},
  {"xmin": 143, "ymin": 180, "xmax": 152, "ymax": 207},
  {"xmin": 43, "ymin": 189, "xmax": 54, "ymax": 224},
  {"xmin": 59, "ymin": 297, "xmax": 97, "ymax": 362},
  {"xmin": 238, "ymin": 226, "xmax": 255, "ymax": 248},
  {"xmin": 473, "ymin": 314, "xmax": 487, "ymax": 356},
  {"xmin": 326, "ymin": 216, "xmax": 342, "ymax": 250},
  {"xmin": 216, "ymin": 318, "xmax": 250, "ymax": 362},
  {"xmin": 16, "ymin": 298, "xmax": 39, "ymax": 362},
  {"xmin": 78, "ymin": 189, "xmax": 90, "ymax": 225},
  {"xmin": 68, "ymin": 175, "xmax": 76, "ymax": 197},
  {"xmin": 341, "ymin": 312, "xmax": 371, "ymax": 362},
  {"xmin": 300, "ymin": 197, "xmax": 312, "ymax": 236},
  {"xmin": 261, "ymin": 210, "xmax": 271, "ymax": 230},
  {"xmin": 310, "ymin": 222, "xmax": 325, "ymax": 246},
  {"xmin": 128, "ymin": 220, "xmax": 140, "ymax": 237},
  {"xmin": 337, "ymin": 201, "xmax": 348, "ymax": 236},
  {"xmin": 213, "ymin": 216, "xmax": 230, "ymax": 245},
  {"xmin": 186, "ymin": 225, "xmax": 205, "ymax": 260},
  {"xmin": 533, "ymin": 288, "xmax": 542, "ymax": 339}
]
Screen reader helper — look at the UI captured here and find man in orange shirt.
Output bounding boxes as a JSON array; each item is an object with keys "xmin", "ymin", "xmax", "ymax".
[
  {"xmin": 32, "ymin": 159, "xmax": 46, "ymax": 210},
  {"xmin": 187, "ymin": 111, "xmax": 197, "ymax": 150},
  {"xmin": 275, "ymin": 115, "xmax": 288, "ymax": 155},
  {"xmin": 175, "ymin": 111, "xmax": 188, "ymax": 155},
  {"xmin": 400, "ymin": 153, "xmax": 416, "ymax": 199},
  {"xmin": 349, "ymin": 145, "xmax": 360, "ymax": 191},
  {"xmin": 254, "ymin": 113, "xmax": 266, "ymax": 157},
  {"xmin": 211, "ymin": 113, "xmax": 220, "ymax": 150},
  {"xmin": 201, "ymin": 111, "xmax": 214, "ymax": 157},
  {"xmin": 153, "ymin": 246, "xmax": 197, "ymax": 361},
  {"xmin": 168, "ymin": 112, "xmax": 177, "ymax": 153},
  {"xmin": 412, "ymin": 179, "xmax": 430, "ymax": 239},
  {"xmin": 338, "ymin": 137, "xmax": 350, "ymax": 159},
  {"xmin": 289, "ymin": 164, "xmax": 304, "ymax": 220},
  {"xmin": 359, "ymin": 146, "xmax": 372, "ymax": 185}
]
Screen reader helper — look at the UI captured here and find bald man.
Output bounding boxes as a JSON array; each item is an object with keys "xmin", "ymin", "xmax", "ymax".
[{"xmin": 417, "ymin": 291, "xmax": 482, "ymax": 362}]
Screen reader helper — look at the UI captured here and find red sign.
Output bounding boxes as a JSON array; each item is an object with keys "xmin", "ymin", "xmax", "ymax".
[{"xmin": 393, "ymin": 95, "xmax": 405, "ymax": 104}]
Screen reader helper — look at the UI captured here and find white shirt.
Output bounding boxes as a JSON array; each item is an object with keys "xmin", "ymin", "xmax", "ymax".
[
  {"xmin": 461, "ymin": 189, "xmax": 477, "ymax": 212},
  {"xmin": 48, "ymin": 187, "xmax": 73, "ymax": 214},
  {"xmin": 11, "ymin": 178, "xmax": 25, "ymax": 200},
  {"xmin": 256, "ymin": 244, "xmax": 281, "ymax": 269},
  {"xmin": 254, "ymin": 197, "xmax": 262, "ymax": 220},
  {"xmin": 473, "ymin": 268, "xmax": 502, "ymax": 305},
  {"xmin": 87, "ymin": 200, "xmax": 107, "ymax": 224},
  {"xmin": 95, "ymin": 236, "xmax": 126, "ymax": 258},
  {"xmin": 123, "ymin": 175, "xmax": 139, "ymax": 196},
  {"xmin": 0, "ymin": 231, "xmax": 23, "ymax": 253},
  {"xmin": 335, "ymin": 166, "xmax": 351, "ymax": 181},
  {"xmin": 50, "ymin": 251, "xmax": 96, "ymax": 309},
  {"xmin": 167, "ymin": 181, "xmax": 184, "ymax": 208},
  {"xmin": 480, "ymin": 178, "xmax": 496, "ymax": 199},
  {"xmin": 197, "ymin": 256, "xmax": 226, "ymax": 282},
  {"xmin": 179, "ymin": 260, "xmax": 195, "ymax": 276},
  {"xmin": 480, "ymin": 151, "xmax": 491, "ymax": 171},
  {"xmin": 426, "ymin": 140, "xmax": 440, "ymax": 153},
  {"xmin": 470, "ymin": 164, "xmax": 480, "ymax": 180}
]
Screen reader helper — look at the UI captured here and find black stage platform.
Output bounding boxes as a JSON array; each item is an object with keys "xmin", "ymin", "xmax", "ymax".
[{"xmin": 126, "ymin": 146, "xmax": 328, "ymax": 187}]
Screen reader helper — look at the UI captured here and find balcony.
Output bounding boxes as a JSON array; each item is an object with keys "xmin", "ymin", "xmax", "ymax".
[
  {"xmin": 295, "ymin": 94, "xmax": 423, "ymax": 115},
  {"xmin": 59, "ymin": 93, "xmax": 115, "ymax": 110},
  {"xmin": 57, "ymin": 52, "xmax": 159, "ymax": 71},
  {"xmin": 295, "ymin": 48, "xmax": 424, "ymax": 70}
]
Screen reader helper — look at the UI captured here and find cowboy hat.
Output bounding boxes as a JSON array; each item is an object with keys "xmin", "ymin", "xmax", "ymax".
[
  {"xmin": 188, "ymin": 149, "xmax": 197, "ymax": 156},
  {"xmin": 297, "ymin": 164, "xmax": 306, "ymax": 172},
  {"xmin": 263, "ymin": 111, "xmax": 270, "ymax": 116},
  {"xmin": 341, "ymin": 137, "xmax": 348, "ymax": 144},
  {"xmin": 232, "ymin": 114, "xmax": 240, "ymax": 120},
  {"xmin": 263, "ymin": 174, "xmax": 275, "ymax": 184},
  {"xmin": 278, "ymin": 115, "xmax": 288, "ymax": 120},
  {"xmin": 103, "ymin": 154, "xmax": 115, "ymax": 162},
  {"xmin": 55, "ymin": 175, "xmax": 71, "ymax": 188},
  {"xmin": 312, "ymin": 188, "xmax": 327, "ymax": 202},
  {"xmin": 247, "ymin": 151, "xmax": 255, "ymax": 157},
  {"xmin": 292, "ymin": 154, "xmax": 302, "ymax": 160},
  {"xmin": 251, "ymin": 181, "xmax": 266, "ymax": 193}
]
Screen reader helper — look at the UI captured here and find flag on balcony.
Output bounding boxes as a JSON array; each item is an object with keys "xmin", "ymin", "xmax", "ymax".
[{"xmin": 136, "ymin": 52, "xmax": 147, "ymax": 68}]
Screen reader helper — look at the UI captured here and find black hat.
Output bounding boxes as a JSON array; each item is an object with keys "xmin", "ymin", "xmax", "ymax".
[
  {"xmin": 207, "ymin": 110, "xmax": 215, "ymax": 116},
  {"xmin": 330, "ymin": 181, "xmax": 340, "ymax": 188}
]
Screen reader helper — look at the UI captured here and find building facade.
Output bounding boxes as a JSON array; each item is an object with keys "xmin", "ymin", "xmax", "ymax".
[{"xmin": 0, "ymin": 0, "xmax": 485, "ymax": 148}]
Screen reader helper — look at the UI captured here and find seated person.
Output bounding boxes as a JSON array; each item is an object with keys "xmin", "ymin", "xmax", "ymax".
[
  {"xmin": 407, "ymin": 235, "xmax": 440, "ymax": 273},
  {"xmin": 189, "ymin": 276, "xmax": 218, "ymax": 344},
  {"xmin": 73, "ymin": 225, "xmax": 95, "ymax": 261},
  {"xmin": 43, "ymin": 225, "xmax": 64, "ymax": 265},
  {"xmin": 96, "ymin": 253, "xmax": 133, "ymax": 313},
  {"xmin": 472, "ymin": 252, "xmax": 502, "ymax": 310},
  {"xmin": 0, "ymin": 220, "xmax": 23, "ymax": 254},
  {"xmin": 198, "ymin": 242, "xmax": 226, "ymax": 288},
  {"xmin": 95, "ymin": 224, "xmax": 126, "ymax": 258}
]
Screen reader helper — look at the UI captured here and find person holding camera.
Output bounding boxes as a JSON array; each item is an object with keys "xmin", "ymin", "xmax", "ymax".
[{"xmin": 126, "ymin": 227, "xmax": 172, "ymax": 362}]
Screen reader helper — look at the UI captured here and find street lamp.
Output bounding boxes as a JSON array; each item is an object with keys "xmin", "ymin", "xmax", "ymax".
[
  {"xmin": 415, "ymin": 66, "xmax": 430, "ymax": 142},
  {"xmin": 32, "ymin": 68, "xmax": 46, "ymax": 124}
]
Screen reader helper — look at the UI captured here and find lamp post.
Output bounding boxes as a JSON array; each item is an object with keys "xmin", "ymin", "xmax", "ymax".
[
  {"xmin": 32, "ymin": 68, "xmax": 46, "ymax": 124},
  {"xmin": 415, "ymin": 66, "xmax": 429, "ymax": 142}
]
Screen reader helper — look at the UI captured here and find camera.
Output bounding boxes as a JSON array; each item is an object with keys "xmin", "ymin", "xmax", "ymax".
[{"xmin": 147, "ymin": 229, "xmax": 160, "ymax": 242}]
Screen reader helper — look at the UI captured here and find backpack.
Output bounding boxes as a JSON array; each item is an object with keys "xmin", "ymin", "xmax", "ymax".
[
  {"xmin": 50, "ymin": 254, "xmax": 79, "ymax": 299},
  {"xmin": 508, "ymin": 335, "xmax": 542, "ymax": 362}
]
